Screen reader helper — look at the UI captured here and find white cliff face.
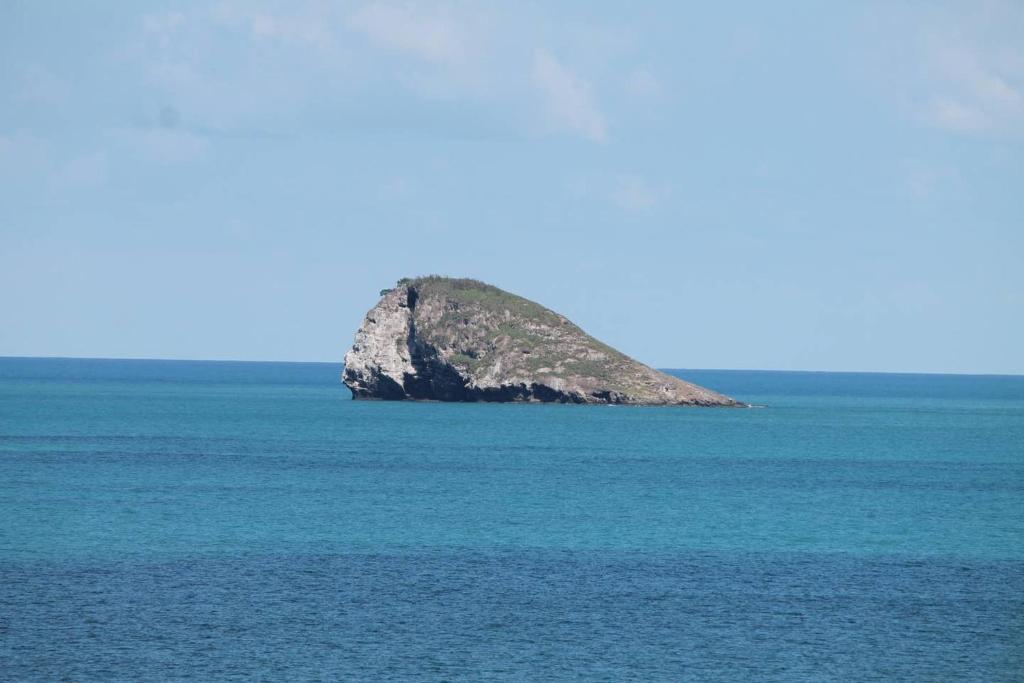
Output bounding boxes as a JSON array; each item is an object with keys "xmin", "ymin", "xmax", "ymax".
[
  {"xmin": 342, "ymin": 277, "xmax": 745, "ymax": 406},
  {"xmin": 342, "ymin": 288, "xmax": 416, "ymax": 399}
]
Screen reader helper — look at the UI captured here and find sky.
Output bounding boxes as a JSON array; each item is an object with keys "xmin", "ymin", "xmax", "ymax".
[{"xmin": 1, "ymin": 1, "xmax": 1022, "ymax": 374}]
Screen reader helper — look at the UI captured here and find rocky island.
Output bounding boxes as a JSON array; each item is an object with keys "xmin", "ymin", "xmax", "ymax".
[{"xmin": 343, "ymin": 276, "xmax": 744, "ymax": 406}]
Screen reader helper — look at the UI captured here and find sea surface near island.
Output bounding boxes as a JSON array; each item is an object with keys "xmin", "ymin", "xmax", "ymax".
[{"xmin": 1, "ymin": 357, "xmax": 1022, "ymax": 681}]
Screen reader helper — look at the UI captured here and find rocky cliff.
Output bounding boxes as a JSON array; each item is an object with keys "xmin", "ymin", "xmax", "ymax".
[{"xmin": 342, "ymin": 277, "xmax": 744, "ymax": 406}]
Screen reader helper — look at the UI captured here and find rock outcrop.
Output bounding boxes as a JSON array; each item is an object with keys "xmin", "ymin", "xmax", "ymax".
[{"xmin": 342, "ymin": 277, "xmax": 744, "ymax": 406}]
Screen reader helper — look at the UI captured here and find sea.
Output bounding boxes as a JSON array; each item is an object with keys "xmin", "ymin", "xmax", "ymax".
[{"xmin": 1, "ymin": 357, "xmax": 1022, "ymax": 681}]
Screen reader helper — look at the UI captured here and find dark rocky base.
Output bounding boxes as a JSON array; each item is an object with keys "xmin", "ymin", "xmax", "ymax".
[{"xmin": 344, "ymin": 369, "xmax": 741, "ymax": 406}]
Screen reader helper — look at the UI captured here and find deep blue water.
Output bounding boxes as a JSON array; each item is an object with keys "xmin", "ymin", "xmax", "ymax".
[{"xmin": 1, "ymin": 357, "xmax": 1022, "ymax": 681}]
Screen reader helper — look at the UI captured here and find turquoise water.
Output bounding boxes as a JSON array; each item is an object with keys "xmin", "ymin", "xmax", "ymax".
[{"xmin": 2, "ymin": 358, "xmax": 1022, "ymax": 680}]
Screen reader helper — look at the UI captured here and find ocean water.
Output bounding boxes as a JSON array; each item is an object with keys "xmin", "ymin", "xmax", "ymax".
[{"xmin": 1, "ymin": 358, "xmax": 1022, "ymax": 681}]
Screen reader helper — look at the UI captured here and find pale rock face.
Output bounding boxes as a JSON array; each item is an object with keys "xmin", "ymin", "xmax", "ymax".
[
  {"xmin": 342, "ymin": 277, "xmax": 745, "ymax": 406},
  {"xmin": 342, "ymin": 288, "xmax": 416, "ymax": 400}
]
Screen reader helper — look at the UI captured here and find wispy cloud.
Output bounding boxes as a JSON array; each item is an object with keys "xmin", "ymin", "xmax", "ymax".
[
  {"xmin": 109, "ymin": 127, "xmax": 209, "ymax": 165},
  {"xmin": 625, "ymin": 68, "xmax": 662, "ymax": 97},
  {"xmin": 214, "ymin": 2, "xmax": 335, "ymax": 50},
  {"xmin": 141, "ymin": 10, "xmax": 186, "ymax": 49},
  {"xmin": 898, "ymin": 2, "xmax": 1024, "ymax": 138},
  {"xmin": 0, "ymin": 134, "xmax": 109, "ymax": 191},
  {"xmin": 611, "ymin": 175, "xmax": 659, "ymax": 211},
  {"xmin": 533, "ymin": 50, "xmax": 608, "ymax": 143},
  {"xmin": 13, "ymin": 66, "xmax": 71, "ymax": 105},
  {"xmin": 54, "ymin": 152, "xmax": 109, "ymax": 189},
  {"xmin": 346, "ymin": 3, "xmax": 467, "ymax": 64},
  {"xmin": 124, "ymin": 3, "xmax": 648, "ymax": 144},
  {"xmin": 923, "ymin": 42, "xmax": 1024, "ymax": 135},
  {"xmin": 0, "ymin": 133, "xmax": 50, "ymax": 178},
  {"xmin": 900, "ymin": 158, "xmax": 965, "ymax": 200}
]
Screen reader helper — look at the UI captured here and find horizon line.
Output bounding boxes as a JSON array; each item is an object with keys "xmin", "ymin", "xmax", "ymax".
[{"xmin": 1, "ymin": 355, "xmax": 1021, "ymax": 379}]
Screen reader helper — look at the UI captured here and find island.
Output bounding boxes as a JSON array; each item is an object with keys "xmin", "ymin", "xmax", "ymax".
[{"xmin": 342, "ymin": 276, "xmax": 744, "ymax": 406}]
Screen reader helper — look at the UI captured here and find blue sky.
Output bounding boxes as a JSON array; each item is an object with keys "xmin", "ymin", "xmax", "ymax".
[{"xmin": 1, "ymin": 1, "xmax": 1022, "ymax": 373}]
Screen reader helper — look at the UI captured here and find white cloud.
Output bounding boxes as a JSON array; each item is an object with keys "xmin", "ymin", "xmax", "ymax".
[
  {"xmin": 127, "ymin": 3, "xmax": 635, "ymax": 143},
  {"xmin": 533, "ymin": 50, "xmax": 608, "ymax": 143},
  {"xmin": 141, "ymin": 11, "xmax": 187, "ymax": 49},
  {"xmin": 214, "ymin": 2, "xmax": 335, "ymax": 51},
  {"xmin": 130, "ymin": 5, "xmax": 341, "ymax": 132},
  {"xmin": 0, "ymin": 133, "xmax": 50, "ymax": 177},
  {"xmin": 923, "ymin": 43, "xmax": 1024, "ymax": 135},
  {"xmin": 611, "ymin": 175, "xmax": 658, "ymax": 211},
  {"xmin": 376, "ymin": 176, "xmax": 414, "ymax": 200},
  {"xmin": 912, "ymin": 4, "xmax": 1024, "ymax": 137},
  {"xmin": 110, "ymin": 128, "xmax": 208, "ymax": 165},
  {"xmin": 0, "ymin": 136, "xmax": 108, "ymax": 190},
  {"xmin": 625, "ymin": 68, "xmax": 662, "ymax": 97},
  {"xmin": 14, "ymin": 66, "xmax": 70, "ymax": 105},
  {"xmin": 55, "ymin": 152, "xmax": 109, "ymax": 189},
  {"xmin": 926, "ymin": 98, "xmax": 991, "ymax": 133},
  {"xmin": 901, "ymin": 158, "xmax": 964, "ymax": 200},
  {"xmin": 347, "ymin": 3, "xmax": 466, "ymax": 64}
]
